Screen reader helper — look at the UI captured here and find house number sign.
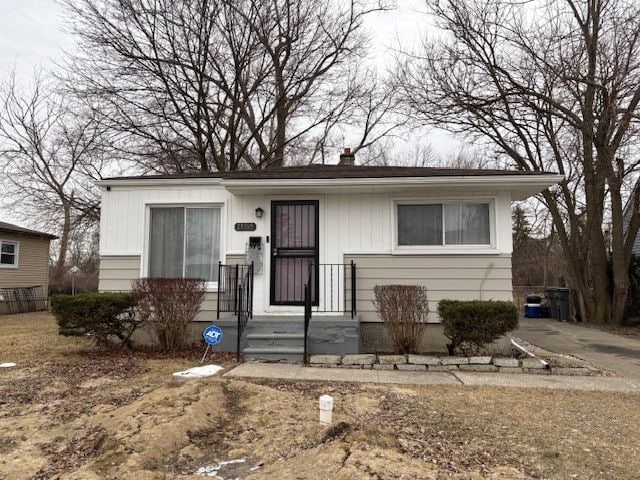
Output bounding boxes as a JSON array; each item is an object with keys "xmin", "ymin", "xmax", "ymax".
[{"xmin": 234, "ymin": 222, "xmax": 257, "ymax": 232}]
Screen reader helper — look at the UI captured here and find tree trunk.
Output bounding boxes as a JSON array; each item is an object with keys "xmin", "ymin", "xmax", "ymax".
[
  {"xmin": 543, "ymin": 226, "xmax": 554, "ymax": 289},
  {"xmin": 609, "ymin": 173, "xmax": 630, "ymax": 325},
  {"xmin": 54, "ymin": 202, "xmax": 72, "ymax": 282},
  {"xmin": 590, "ymin": 244, "xmax": 611, "ymax": 324},
  {"xmin": 269, "ymin": 63, "xmax": 287, "ymax": 168},
  {"xmin": 271, "ymin": 105, "xmax": 286, "ymax": 168}
]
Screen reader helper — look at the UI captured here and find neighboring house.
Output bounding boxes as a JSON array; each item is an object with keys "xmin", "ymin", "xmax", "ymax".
[
  {"xmin": 0, "ymin": 221, "xmax": 57, "ymax": 314},
  {"xmin": 623, "ymin": 191, "xmax": 640, "ymax": 256},
  {"xmin": 97, "ymin": 156, "xmax": 562, "ymax": 359}
]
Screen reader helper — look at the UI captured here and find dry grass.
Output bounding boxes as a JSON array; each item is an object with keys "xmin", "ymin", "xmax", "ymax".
[{"xmin": 1, "ymin": 312, "xmax": 640, "ymax": 479}]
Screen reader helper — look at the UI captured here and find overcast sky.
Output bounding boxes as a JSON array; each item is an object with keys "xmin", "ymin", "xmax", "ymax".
[
  {"xmin": 0, "ymin": 1, "xmax": 429, "ymax": 79},
  {"xmin": 0, "ymin": 1, "xmax": 74, "ymax": 77}
]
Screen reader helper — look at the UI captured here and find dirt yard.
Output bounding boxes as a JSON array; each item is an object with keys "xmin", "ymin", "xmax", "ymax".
[{"xmin": 2, "ymin": 313, "xmax": 640, "ymax": 480}]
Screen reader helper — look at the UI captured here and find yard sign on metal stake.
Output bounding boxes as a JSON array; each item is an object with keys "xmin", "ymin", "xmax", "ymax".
[{"xmin": 201, "ymin": 325, "xmax": 223, "ymax": 364}]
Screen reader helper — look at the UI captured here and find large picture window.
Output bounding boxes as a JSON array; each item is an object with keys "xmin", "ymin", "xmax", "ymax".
[
  {"xmin": 397, "ymin": 202, "xmax": 491, "ymax": 247},
  {"xmin": 0, "ymin": 240, "xmax": 18, "ymax": 267},
  {"xmin": 148, "ymin": 206, "xmax": 221, "ymax": 282}
]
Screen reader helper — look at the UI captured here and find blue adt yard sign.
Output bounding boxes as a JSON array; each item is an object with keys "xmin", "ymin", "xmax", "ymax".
[{"xmin": 203, "ymin": 325, "xmax": 223, "ymax": 346}]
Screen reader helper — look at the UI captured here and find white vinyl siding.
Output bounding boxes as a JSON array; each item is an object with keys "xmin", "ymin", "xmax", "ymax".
[{"xmin": 100, "ymin": 186, "xmax": 512, "ymax": 258}]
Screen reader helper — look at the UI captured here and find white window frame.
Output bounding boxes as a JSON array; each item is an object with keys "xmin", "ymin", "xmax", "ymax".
[
  {"xmin": 0, "ymin": 239, "xmax": 19, "ymax": 268},
  {"xmin": 142, "ymin": 203, "xmax": 225, "ymax": 291},
  {"xmin": 391, "ymin": 197, "xmax": 497, "ymax": 255}
]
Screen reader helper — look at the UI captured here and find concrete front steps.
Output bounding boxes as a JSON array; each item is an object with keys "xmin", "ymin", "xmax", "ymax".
[
  {"xmin": 243, "ymin": 346, "xmax": 305, "ymax": 362},
  {"xmin": 244, "ymin": 333, "xmax": 305, "ymax": 362},
  {"xmin": 243, "ymin": 319, "xmax": 306, "ymax": 362},
  {"xmin": 240, "ymin": 314, "xmax": 359, "ymax": 363}
]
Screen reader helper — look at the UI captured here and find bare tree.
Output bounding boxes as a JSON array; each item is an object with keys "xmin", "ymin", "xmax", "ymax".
[
  {"xmin": 362, "ymin": 138, "xmax": 498, "ymax": 168},
  {"xmin": 511, "ymin": 203, "xmax": 566, "ymax": 288},
  {"xmin": 294, "ymin": 70, "xmax": 407, "ymax": 166},
  {"xmin": 62, "ymin": 0, "xmax": 398, "ymax": 172},
  {"xmin": 0, "ymin": 71, "xmax": 108, "ymax": 280},
  {"xmin": 397, "ymin": 0, "xmax": 640, "ymax": 324}
]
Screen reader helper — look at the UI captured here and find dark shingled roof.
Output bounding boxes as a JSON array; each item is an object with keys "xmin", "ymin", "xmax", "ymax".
[
  {"xmin": 105, "ymin": 164, "xmax": 551, "ymax": 181},
  {"xmin": 0, "ymin": 221, "xmax": 58, "ymax": 240}
]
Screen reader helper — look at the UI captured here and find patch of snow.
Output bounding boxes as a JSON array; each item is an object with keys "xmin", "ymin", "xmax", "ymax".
[
  {"xmin": 0, "ymin": 362, "xmax": 16, "ymax": 368},
  {"xmin": 172, "ymin": 364, "xmax": 223, "ymax": 378},
  {"xmin": 195, "ymin": 458, "xmax": 246, "ymax": 478}
]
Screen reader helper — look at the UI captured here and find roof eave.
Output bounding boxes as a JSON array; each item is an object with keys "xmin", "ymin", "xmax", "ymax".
[
  {"xmin": 96, "ymin": 177, "xmax": 224, "ymax": 188},
  {"xmin": 96, "ymin": 173, "xmax": 564, "ymax": 199},
  {"xmin": 0, "ymin": 229, "xmax": 58, "ymax": 240},
  {"xmin": 223, "ymin": 174, "xmax": 564, "ymax": 197}
]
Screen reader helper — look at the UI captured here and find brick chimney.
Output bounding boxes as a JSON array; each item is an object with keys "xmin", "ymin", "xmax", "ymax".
[{"xmin": 339, "ymin": 147, "xmax": 355, "ymax": 166}]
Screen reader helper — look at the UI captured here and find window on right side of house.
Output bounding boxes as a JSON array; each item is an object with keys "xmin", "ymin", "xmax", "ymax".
[{"xmin": 397, "ymin": 203, "xmax": 491, "ymax": 246}]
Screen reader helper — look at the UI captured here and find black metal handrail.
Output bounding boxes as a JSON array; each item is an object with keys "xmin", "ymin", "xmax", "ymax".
[
  {"xmin": 216, "ymin": 263, "xmax": 254, "ymax": 362},
  {"xmin": 307, "ymin": 262, "xmax": 357, "ymax": 318},
  {"xmin": 235, "ymin": 262, "xmax": 254, "ymax": 362},
  {"xmin": 303, "ymin": 265, "xmax": 313, "ymax": 363}
]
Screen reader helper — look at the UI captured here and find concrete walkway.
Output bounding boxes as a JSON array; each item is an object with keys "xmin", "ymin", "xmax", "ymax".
[
  {"xmin": 515, "ymin": 318, "xmax": 640, "ymax": 380},
  {"xmin": 224, "ymin": 363, "xmax": 640, "ymax": 392}
]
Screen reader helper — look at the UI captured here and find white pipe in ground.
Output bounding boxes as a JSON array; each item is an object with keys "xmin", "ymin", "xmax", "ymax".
[
  {"xmin": 319, "ymin": 395, "xmax": 334, "ymax": 425},
  {"xmin": 511, "ymin": 338, "xmax": 550, "ymax": 369}
]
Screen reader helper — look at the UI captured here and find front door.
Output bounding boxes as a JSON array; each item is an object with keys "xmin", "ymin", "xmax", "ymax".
[{"xmin": 270, "ymin": 200, "xmax": 319, "ymax": 306}]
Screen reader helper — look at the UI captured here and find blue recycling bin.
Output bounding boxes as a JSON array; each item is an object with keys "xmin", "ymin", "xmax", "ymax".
[
  {"xmin": 524, "ymin": 294, "xmax": 542, "ymax": 318},
  {"xmin": 524, "ymin": 303, "xmax": 542, "ymax": 318}
]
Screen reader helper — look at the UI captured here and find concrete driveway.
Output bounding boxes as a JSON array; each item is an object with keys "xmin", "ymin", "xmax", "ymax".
[{"xmin": 514, "ymin": 318, "xmax": 640, "ymax": 380}]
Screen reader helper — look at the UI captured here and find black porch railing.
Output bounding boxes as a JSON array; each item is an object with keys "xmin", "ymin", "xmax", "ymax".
[
  {"xmin": 307, "ymin": 262, "xmax": 357, "ymax": 318},
  {"xmin": 216, "ymin": 263, "xmax": 254, "ymax": 362},
  {"xmin": 217, "ymin": 263, "xmax": 254, "ymax": 319},
  {"xmin": 303, "ymin": 261, "xmax": 357, "ymax": 363},
  {"xmin": 0, "ymin": 286, "xmax": 48, "ymax": 315}
]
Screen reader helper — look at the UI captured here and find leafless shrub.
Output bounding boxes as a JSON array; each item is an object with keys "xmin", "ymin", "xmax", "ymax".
[
  {"xmin": 132, "ymin": 278, "xmax": 205, "ymax": 351},
  {"xmin": 373, "ymin": 285, "xmax": 429, "ymax": 355}
]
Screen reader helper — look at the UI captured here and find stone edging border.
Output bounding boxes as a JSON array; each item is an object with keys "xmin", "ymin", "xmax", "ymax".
[{"xmin": 308, "ymin": 354, "xmax": 595, "ymax": 376}]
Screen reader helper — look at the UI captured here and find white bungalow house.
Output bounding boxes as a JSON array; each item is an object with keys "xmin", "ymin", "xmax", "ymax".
[{"xmin": 97, "ymin": 153, "xmax": 562, "ymax": 360}]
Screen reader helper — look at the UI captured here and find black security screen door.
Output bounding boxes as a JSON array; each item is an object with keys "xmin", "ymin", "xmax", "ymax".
[{"xmin": 270, "ymin": 200, "xmax": 319, "ymax": 306}]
